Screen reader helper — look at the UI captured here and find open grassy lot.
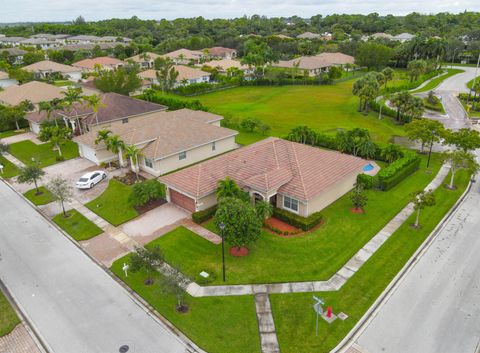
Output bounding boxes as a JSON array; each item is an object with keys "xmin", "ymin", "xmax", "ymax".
[
  {"xmin": 270, "ymin": 169, "xmax": 470, "ymax": 353},
  {"xmin": 85, "ymin": 179, "xmax": 138, "ymax": 226},
  {"xmin": 411, "ymin": 68, "xmax": 464, "ymax": 93},
  {"xmin": 8, "ymin": 140, "xmax": 79, "ymax": 168},
  {"xmin": 187, "ymin": 81, "xmax": 406, "ymax": 145},
  {"xmin": 0, "ymin": 156, "xmax": 19, "ymax": 178},
  {"xmin": 110, "ymin": 257, "xmax": 260, "ymax": 353},
  {"xmin": 53, "ymin": 209, "xmax": 104, "ymax": 241},
  {"xmin": 23, "ymin": 186, "xmax": 56, "ymax": 205},
  {"xmin": 0, "ymin": 290, "xmax": 20, "ymax": 337},
  {"xmin": 154, "ymin": 153, "xmax": 443, "ymax": 285}
]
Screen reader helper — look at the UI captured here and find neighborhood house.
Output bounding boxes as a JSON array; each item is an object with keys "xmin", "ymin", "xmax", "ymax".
[
  {"xmin": 22, "ymin": 60, "xmax": 83, "ymax": 81},
  {"xmin": 0, "ymin": 81, "xmax": 64, "ymax": 108},
  {"xmin": 273, "ymin": 52, "xmax": 355, "ymax": 76},
  {"xmin": 73, "ymin": 57, "xmax": 125, "ymax": 72},
  {"xmin": 139, "ymin": 65, "xmax": 211, "ymax": 87},
  {"xmin": 73, "ymin": 109, "xmax": 238, "ymax": 176},
  {"xmin": 160, "ymin": 137, "xmax": 378, "ymax": 214}
]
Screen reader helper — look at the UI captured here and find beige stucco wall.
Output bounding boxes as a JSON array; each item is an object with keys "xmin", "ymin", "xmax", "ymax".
[
  {"xmin": 152, "ymin": 136, "xmax": 237, "ymax": 175},
  {"xmin": 196, "ymin": 192, "xmax": 218, "ymax": 211}
]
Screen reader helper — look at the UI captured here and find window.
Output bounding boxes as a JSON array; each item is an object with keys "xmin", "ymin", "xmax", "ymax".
[
  {"xmin": 283, "ymin": 196, "xmax": 299, "ymax": 213},
  {"xmin": 122, "ymin": 118, "xmax": 129, "ymax": 124},
  {"xmin": 179, "ymin": 151, "xmax": 187, "ymax": 160},
  {"xmin": 212, "ymin": 141, "xmax": 216, "ymax": 151},
  {"xmin": 144, "ymin": 157, "xmax": 153, "ymax": 168}
]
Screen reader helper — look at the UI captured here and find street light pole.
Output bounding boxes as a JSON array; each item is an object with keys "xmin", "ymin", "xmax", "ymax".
[
  {"xmin": 219, "ymin": 222, "xmax": 226, "ymax": 282},
  {"xmin": 427, "ymin": 131, "xmax": 435, "ymax": 168},
  {"xmin": 451, "ymin": 48, "xmax": 458, "ymax": 68},
  {"xmin": 467, "ymin": 53, "xmax": 480, "ymax": 106}
]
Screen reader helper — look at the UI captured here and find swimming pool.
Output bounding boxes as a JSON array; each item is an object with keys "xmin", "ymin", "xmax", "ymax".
[{"xmin": 363, "ymin": 163, "xmax": 374, "ymax": 172}]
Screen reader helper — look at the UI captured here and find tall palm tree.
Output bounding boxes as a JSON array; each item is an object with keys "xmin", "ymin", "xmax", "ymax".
[
  {"xmin": 95, "ymin": 129, "xmax": 112, "ymax": 167},
  {"xmin": 106, "ymin": 135, "xmax": 125, "ymax": 168},
  {"xmin": 83, "ymin": 94, "xmax": 106, "ymax": 126},
  {"xmin": 216, "ymin": 177, "xmax": 242, "ymax": 200},
  {"xmin": 61, "ymin": 87, "xmax": 83, "ymax": 133},
  {"xmin": 39, "ymin": 98, "xmax": 62, "ymax": 127},
  {"xmin": 124, "ymin": 144, "xmax": 141, "ymax": 181}
]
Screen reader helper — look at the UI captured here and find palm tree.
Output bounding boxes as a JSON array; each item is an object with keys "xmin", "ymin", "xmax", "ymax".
[
  {"xmin": 124, "ymin": 144, "xmax": 141, "ymax": 181},
  {"xmin": 381, "ymin": 144, "xmax": 403, "ymax": 163},
  {"xmin": 83, "ymin": 94, "xmax": 106, "ymax": 126},
  {"xmin": 39, "ymin": 98, "xmax": 62, "ymax": 126},
  {"xmin": 381, "ymin": 67, "xmax": 394, "ymax": 88},
  {"xmin": 95, "ymin": 129, "xmax": 112, "ymax": 167},
  {"xmin": 106, "ymin": 135, "xmax": 125, "ymax": 168},
  {"xmin": 61, "ymin": 87, "xmax": 83, "ymax": 133},
  {"xmin": 216, "ymin": 177, "xmax": 242, "ymax": 200}
]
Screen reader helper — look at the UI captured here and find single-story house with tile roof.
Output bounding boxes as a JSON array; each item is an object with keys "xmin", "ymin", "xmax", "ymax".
[
  {"xmin": 22, "ymin": 60, "xmax": 82, "ymax": 81},
  {"xmin": 161, "ymin": 49, "xmax": 204, "ymax": 65},
  {"xmin": 20, "ymin": 38, "xmax": 61, "ymax": 49},
  {"xmin": 128, "ymin": 52, "xmax": 163, "ymax": 69},
  {"xmin": 393, "ymin": 33, "xmax": 416, "ymax": 42},
  {"xmin": 0, "ymin": 81, "xmax": 64, "ymax": 108},
  {"xmin": 160, "ymin": 137, "xmax": 378, "ymax": 214},
  {"xmin": 202, "ymin": 59, "xmax": 253, "ymax": 75},
  {"xmin": 204, "ymin": 47, "xmax": 237, "ymax": 59},
  {"xmin": 139, "ymin": 65, "xmax": 211, "ymax": 88},
  {"xmin": 26, "ymin": 92, "xmax": 167, "ymax": 135},
  {"xmin": 296, "ymin": 32, "xmax": 321, "ymax": 39},
  {"xmin": 73, "ymin": 109, "xmax": 238, "ymax": 175},
  {"xmin": 72, "ymin": 57, "xmax": 125, "ymax": 72},
  {"xmin": 57, "ymin": 42, "xmax": 126, "ymax": 52},
  {"xmin": 0, "ymin": 48, "xmax": 26, "ymax": 64},
  {"xmin": 66, "ymin": 35, "xmax": 101, "ymax": 44},
  {"xmin": 0, "ymin": 37, "xmax": 26, "ymax": 46},
  {"xmin": 273, "ymin": 52, "xmax": 354, "ymax": 76}
]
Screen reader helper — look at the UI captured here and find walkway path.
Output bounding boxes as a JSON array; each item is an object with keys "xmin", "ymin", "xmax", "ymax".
[
  {"xmin": 2, "ymin": 152, "xmax": 26, "ymax": 168},
  {"xmin": 0, "ymin": 324, "xmax": 42, "ymax": 353},
  {"xmin": 255, "ymin": 293, "xmax": 280, "ymax": 353},
  {"xmin": 184, "ymin": 219, "xmax": 222, "ymax": 244},
  {"xmin": 186, "ymin": 163, "xmax": 451, "ymax": 298}
]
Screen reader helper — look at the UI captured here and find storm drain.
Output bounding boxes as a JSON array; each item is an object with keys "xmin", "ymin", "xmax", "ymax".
[{"xmin": 119, "ymin": 345, "xmax": 129, "ymax": 353}]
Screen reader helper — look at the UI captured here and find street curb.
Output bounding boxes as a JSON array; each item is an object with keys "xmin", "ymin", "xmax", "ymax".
[
  {"xmin": 0, "ymin": 279, "xmax": 50, "ymax": 353},
  {"xmin": 0, "ymin": 179, "xmax": 206, "ymax": 353},
  {"xmin": 330, "ymin": 177, "xmax": 474, "ymax": 353}
]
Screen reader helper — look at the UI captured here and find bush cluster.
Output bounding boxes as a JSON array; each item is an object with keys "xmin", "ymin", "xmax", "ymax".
[
  {"xmin": 192, "ymin": 205, "xmax": 217, "ymax": 224},
  {"xmin": 272, "ymin": 207, "xmax": 323, "ymax": 231},
  {"xmin": 129, "ymin": 180, "xmax": 166, "ymax": 207},
  {"xmin": 140, "ymin": 90, "xmax": 207, "ymax": 111}
]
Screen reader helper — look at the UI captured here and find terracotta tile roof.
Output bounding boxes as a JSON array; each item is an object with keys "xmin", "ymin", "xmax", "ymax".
[
  {"xmin": 23, "ymin": 60, "xmax": 80, "ymax": 73},
  {"xmin": 128, "ymin": 52, "xmax": 162, "ymax": 63},
  {"xmin": 0, "ymin": 81, "xmax": 64, "ymax": 106},
  {"xmin": 139, "ymin": 65, "xmax": 210, "ymax": 82},
  {"xmin": 205, "ymin": 47, "xmax": 236, "ymax": 56},
  {"xmin": 202, "ymin": 59, "xmax": 248, "ymax": 71},
  {"xmin": 160, "ymin": 137, "xmax": 368, "ymax": 202},
  {"xmin": 162, "ymin": 48, "xmax": 203, "ymax": 61},
  {"xmin": 274, "ymin": 52, "xmax": 354, "ymax": 70},
  {"xmin": 74, "ymin": 109, "xmax": 237, "ymax": 160},
  {"xmin": 73, "ymin": 57, "xmax": 124, "ymax": 70},
  {"xmin": 0, "ymin": 48, "xmax": 27, "ymax": 56}
]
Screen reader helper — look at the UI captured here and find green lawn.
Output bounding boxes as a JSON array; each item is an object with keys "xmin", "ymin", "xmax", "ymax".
[
  {"xmin": 185, "ymin": 81, "xmax": 406, "ymax": 145},
  {"xmin": 154, "ymin": 153, "xmax": 443, "ymax": 285},
  {"xmin": 110, "ymin": 257, "xmax": 260, "ymax": 353},
  {"xmin": 23, "ymin": 186, "xmax": 56, "ymax": 205},
  {"xmin": 467, "ymin": 76, "xmax": 479, "ymax": 89},
  {"xmin": 423, "ymin": 97, "xmax": 446, "ymax": 114},
  {"xmin": 411, "ymin": 69, "xmax": 464, "ymax": 93},
  {"xmin": 0, "ymin": 129, "xmax": 26, "ymax": 139},
  {"xmin": 0, "ymin": 155, "xmax": 19, "ymax": 178},
  {"xmin": 85, "ymin": 179, "xmax": 138, "ymax": 226},
  {"xmin": 8, "ymin": 140, "xmax": 79, "ymax": 168},
  {"xmin": 270, "ymin": 169, "xmax": 470, "ymax": 353},
  {"xmin": 53, "ymin": 209, "xmax": 104, "ymax": 241},
  {"xmin": 0, "ymin": 290, "xmax": 20, "ymax": 337}
]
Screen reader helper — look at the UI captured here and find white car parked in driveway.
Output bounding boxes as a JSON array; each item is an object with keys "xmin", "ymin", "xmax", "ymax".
[{"xmin": 76, "ymin": 171, "xmax": 107, "ymax": 189}]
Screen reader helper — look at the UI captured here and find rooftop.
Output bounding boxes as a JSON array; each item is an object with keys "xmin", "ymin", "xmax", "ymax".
[
  {"xmin": 73, "ymin": 57, "xmax": 125, "ymax": 70},
  {"xmin": 0, "ymin": 81, "xmax": 64, "ymax": 106},
  {"xmin": 274, "ymin": 52, "xmax": 354, "ymax": 70},
  {"xmin": 139, "ymin": 65, "xmax": 210, "ymax": 82},
  {"xmin": 23, "ymin": 60, "xmax": 80, "ymax": 73},
  {"xmin": 160, "ymin": 137, "xmax": 367, "ymax": 202}
]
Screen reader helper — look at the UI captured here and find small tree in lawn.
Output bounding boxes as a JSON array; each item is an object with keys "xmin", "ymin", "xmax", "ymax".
[
  {"xmin": 158, "ymin": 265, "xmax": 190, "ymax": 313},
  {"xmin": 350, "ymin": 185, "xmax": 368, "ymax": 213},
  {"xmin": 214, "ymin": 197, "xmax": 262, "ymax": 255},
  {"xmin": 411, "ymin": 189, "xmax": 436, "ymax": 228},
  {"xmin": 129, "ymin": 246, "xmax": 164, "ymax": 285},
  {"xmin": 445, "ymin": 151, "xmax": 479, "ymax": 189},
  {"xmin": 47, "ymin": 175, "xmax": 73, "ymax": 217},
  {"xmin": 17, "ymin": 165, "xmax": 45, "ymax": 195},
  {"xmin": 42, "ymin": 126, "xmax": 71, "ymax": 160}
]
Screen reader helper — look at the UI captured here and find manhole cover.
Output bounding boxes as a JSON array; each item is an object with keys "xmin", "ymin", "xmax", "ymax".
[{"xmin": 119, "ymin": 345, "xmax": 129, "ymax": 353}]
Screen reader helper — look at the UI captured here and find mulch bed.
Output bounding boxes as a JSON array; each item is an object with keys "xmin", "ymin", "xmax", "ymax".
[
  {"xmin": 114, "ymin": 171, "xmax": 146, "ymax": 185},
  {"xmin": 230, "ymin": 246, "xmax": 249, "ymax": 257},
  {"xmin": 135, "ymin": 198, "xmax": 167, "ymax": 215},
  {"xmin": 350, "ymin": 207, "xmax": 365, "ymax": 214},
  {"xmin": 264, "ymin": 218, "xmax": 325, "ymax": 238},
  {"xmin": 265, "ymin": 217, "xmax": 299, "ymax": 233}
]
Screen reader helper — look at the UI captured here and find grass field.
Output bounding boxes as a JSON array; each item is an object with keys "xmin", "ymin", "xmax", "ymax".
[
  {"xmin": 270, "ymin": 169, "xmax": 470, "ymax": 353},
  {"xmin": 411, "ymin": 68, "xmax": 465, "ymax": 93},
  {"xmin": 8, "ymin": 140, "xmax": 79, "ymax": 168},
  {"xmin": 467, "ymin": 76, "xmax": 479, "ymax": 89},
  {"xmin": 23, "ymin": 186, "xmax": 56, "ymax": 205},
  {"xmin": 186, "ymin": 81, "xmax": 406, "ymax": 145},
  {"xmin": 154, "ymin": 153, "xmax": 443, "ymax": 285},
  {"xmin": 110, "ymin": 258, "xmax": 261, "ymax": 353},
  {"xmin": 0, "ymin": 290, "xmax": 20, "ymax": 337},
  {"xmin": 85, "ymin": 179, "xmax": 138, "ymax": 226},
  {"xmin": 0, "ymin": 156, "xmax": 19, "ymax": 178},
  {"xmin": 53, "ymin": 209, "xmax": 104, "ymax": 241},
  {"xmin": 0, "ymin": 129, "xmax": 26, "ymax": 139}
]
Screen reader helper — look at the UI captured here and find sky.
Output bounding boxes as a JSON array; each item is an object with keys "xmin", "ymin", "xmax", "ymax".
[{"xmin": 0, "ymin": 0, "xmax": 477, "ymax": 23}]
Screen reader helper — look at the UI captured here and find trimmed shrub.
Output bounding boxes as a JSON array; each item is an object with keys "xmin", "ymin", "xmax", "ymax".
[
  {"xmin": 192, "ymin": 205, "xmax": 217, "ymax": 224},
  {"xmin": 356, "ymin": 173, "xmax": 378, "ymax": 189},
  {"xmin": 377, "ymin": 153, "xmax": 421, "ymax": 191},
  {"xmin": 139, "ymin": 90, "xmax": 207, "ymax": 111},
  {"xmin": 272, "ymin": 207, "xmax": 323, "ymax": 231},
  {"xmin": 129, "ymin": 180, "xmax": 165, "ymax": 207}
]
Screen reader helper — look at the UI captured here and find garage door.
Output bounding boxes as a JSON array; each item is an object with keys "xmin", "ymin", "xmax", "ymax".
[
  {"xmin": 80, "ymin": 144, "xmax": 98, "ymax": 164},
  {"xmin": 170, "ymin": 189, "xmax": 196, "ymax": 212}
]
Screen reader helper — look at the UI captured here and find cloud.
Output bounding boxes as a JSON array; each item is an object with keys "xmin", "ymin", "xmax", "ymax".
[{"xmin": 0, "ymin": 0, "xmax": 477, "ymax": 23}]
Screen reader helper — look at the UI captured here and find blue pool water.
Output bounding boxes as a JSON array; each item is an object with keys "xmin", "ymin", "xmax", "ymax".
[{"xmin": 363, "ymin": 163, "xmax": 374, "ymax": 172}]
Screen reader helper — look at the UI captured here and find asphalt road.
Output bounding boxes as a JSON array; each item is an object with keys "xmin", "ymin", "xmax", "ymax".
[
  {"xmin": 0, "ymin": 181, "xmax": 192, "ymax": 353},
  {"xmin": 355, "ymin": 174, "xmax": 480, "ymax": 353}
]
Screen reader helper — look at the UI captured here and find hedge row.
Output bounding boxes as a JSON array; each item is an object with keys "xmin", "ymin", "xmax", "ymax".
[
  {"xmin": 358, "ymin": 152, "xmax": 420, "ymax": 191},
  {"xmin": 272, "ymin": 207, "xmax": 323, "ymax": 231},
  {"xmin": 192, "ymin": 205, "xmax": 217, "ymax": 224},
  {"xmin": 139, "ymin": 91, "xmax": 207, "ymax": 111}
]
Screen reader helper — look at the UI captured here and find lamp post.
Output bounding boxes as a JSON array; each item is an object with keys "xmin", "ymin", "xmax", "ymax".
[
  {"xmin": 427, "ymin": 130, "xmax": 435, "ymax": 169},
  {"xmin": 219, "ymin": 222, "xmax": 226, "ymax": 282},
  {"xmin": 467, "ymin": 53, "xmax": 480, "ymax": 106},
  {"xmin": 451, "ymin": 48, "xmax": 459, "ymax": 68}
]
